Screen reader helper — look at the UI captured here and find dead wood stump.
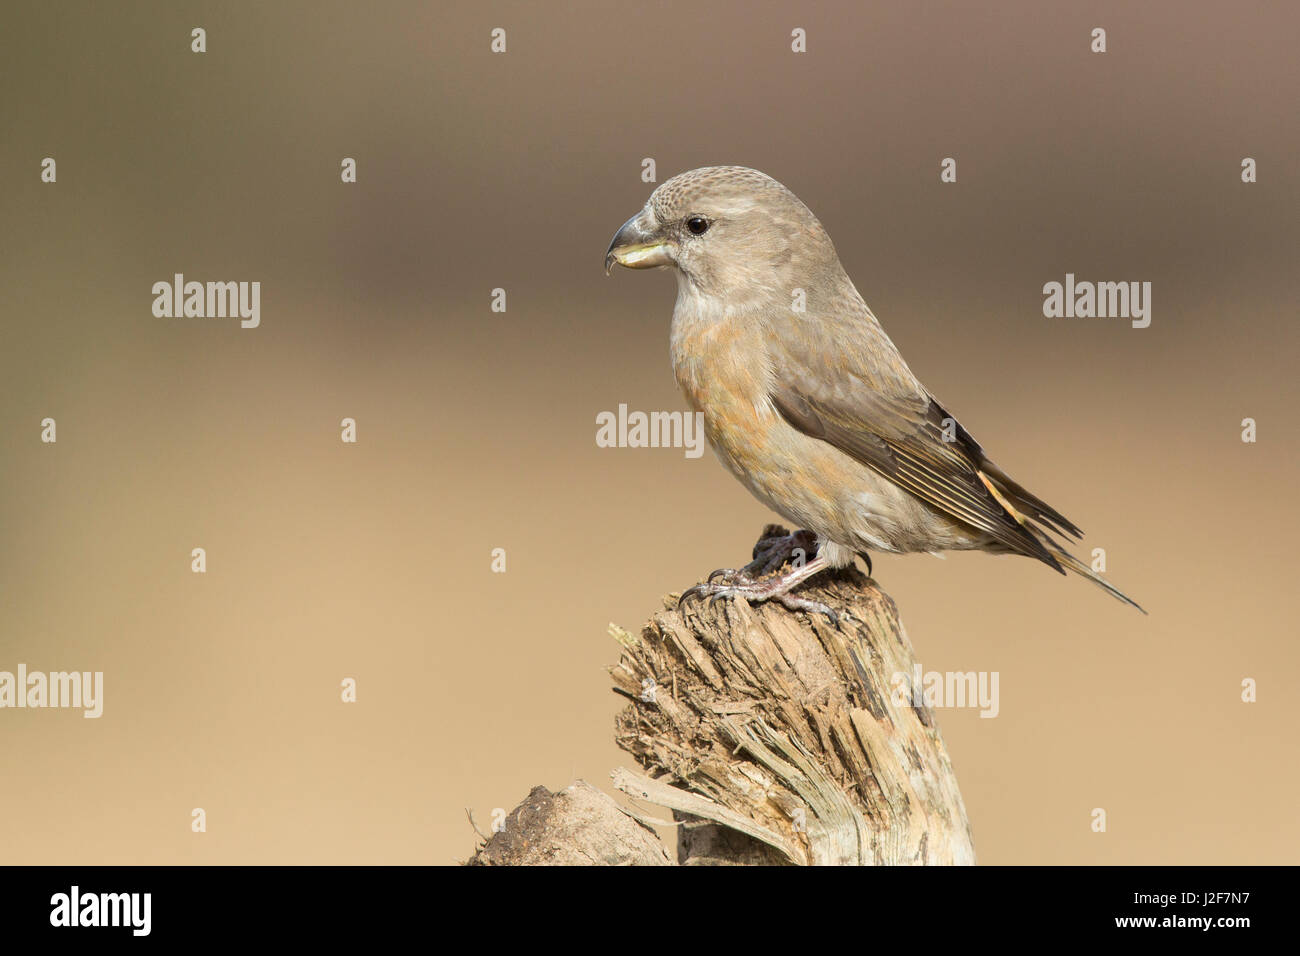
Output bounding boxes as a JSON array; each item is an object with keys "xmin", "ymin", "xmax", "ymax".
[{"xmin": 469, "ymin": 526, "xmax": 975, "ymax": 865}]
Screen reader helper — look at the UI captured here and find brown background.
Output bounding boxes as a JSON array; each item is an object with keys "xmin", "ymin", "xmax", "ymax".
[{"xmin": 1, "ymin": 0, "xmax": 1296, "ymax": 864}]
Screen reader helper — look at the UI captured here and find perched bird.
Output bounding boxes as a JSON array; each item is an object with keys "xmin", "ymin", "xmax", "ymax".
[{"xmin": 605, "ymin": 165, "xmax": 1144, "ymax": 617}]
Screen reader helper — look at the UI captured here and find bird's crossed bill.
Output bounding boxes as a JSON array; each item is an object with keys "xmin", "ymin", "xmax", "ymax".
[{"xmin": 605, "ymin": 165, "xmax": 1144, "ymax": 620}]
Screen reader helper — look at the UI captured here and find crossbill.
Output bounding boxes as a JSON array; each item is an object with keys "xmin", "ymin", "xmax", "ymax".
[{"xmin": 606, "ymin": 166, "xmax": 1143, "ymax": 618}]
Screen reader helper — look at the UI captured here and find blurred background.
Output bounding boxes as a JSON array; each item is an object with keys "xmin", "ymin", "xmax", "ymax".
[{"xmin": 1, "ymin": 0, "xmax": 1296, "ymax": 864}]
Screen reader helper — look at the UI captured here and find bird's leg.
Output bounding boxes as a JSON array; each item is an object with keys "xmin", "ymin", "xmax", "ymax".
[{"xmin": 681, "ymin": 553, "xmax": 837, "ymax": 623}]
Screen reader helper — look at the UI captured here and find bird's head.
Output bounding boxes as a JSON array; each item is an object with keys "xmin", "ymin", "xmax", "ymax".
[{"xmin": 604, "ymin": 166, "xmax": 840, "ymax": 303}]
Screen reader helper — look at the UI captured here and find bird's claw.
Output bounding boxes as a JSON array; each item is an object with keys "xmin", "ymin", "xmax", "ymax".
[
  {"xmin": 680, "ymin": 568, "xmax": 755, "ymax": 609},
  {"xmin": 679, "ymin": 529, "xmax": 840, "ymax": 625},
  {"xmin": 678, "ymin": 576, "xmax": 839, "ymax": 626},
  {"xmin": 777, "ymin": 593, "xmax": 839, "ymax": 626}
]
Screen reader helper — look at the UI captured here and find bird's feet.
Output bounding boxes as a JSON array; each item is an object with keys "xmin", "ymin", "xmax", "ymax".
[
  {"xmin": 680, "ymin": 526, "xmax": 838, "ymax": 623},
  {"xmin": 702, "ymin": 525, "xmax": 817, "ymax": 582},
  {"xmin": 746, "ymin": 526, "xmax": 820, "ymax": 577}
]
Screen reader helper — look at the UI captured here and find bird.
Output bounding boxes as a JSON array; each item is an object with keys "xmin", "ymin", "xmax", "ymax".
[{"xmin": 604, "ymin": 165, "xmax": 1144, "ymax": 619}]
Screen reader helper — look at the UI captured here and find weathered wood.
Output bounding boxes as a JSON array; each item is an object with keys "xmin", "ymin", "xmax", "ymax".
[
  {"xmin": 466, "ymin": 782, "xmax": 672, "ymax": 866},
  {"xmin": 470, "ymin": 527, "xmax": 975, "ymax": 865},
  {"xmin": 608, "ymin": 527, "xmax": 976, "ymax": 865}
]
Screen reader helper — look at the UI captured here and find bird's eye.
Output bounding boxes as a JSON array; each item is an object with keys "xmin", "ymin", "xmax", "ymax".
[{"xmin": 685, "ymin": 216, "xmax": 710, "ymax": 235}]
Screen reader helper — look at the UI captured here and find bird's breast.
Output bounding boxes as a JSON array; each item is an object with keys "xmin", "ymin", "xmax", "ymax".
[
  {"xmin": 669, "ymin": 306, "xmax": 783, "ymax": 479},
  {"xmin": 670, "ymin": 310, "xmax": 769, "ymax": 418}
]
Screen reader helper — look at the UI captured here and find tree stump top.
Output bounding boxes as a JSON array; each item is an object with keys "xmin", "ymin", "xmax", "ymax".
[
  {"xmin": 608, "ymin": 550, "xmax": 975, "ymax": 866},
  {"xmin": 468, "ymin": 528, "xmax": 975, "ymax": 865}
]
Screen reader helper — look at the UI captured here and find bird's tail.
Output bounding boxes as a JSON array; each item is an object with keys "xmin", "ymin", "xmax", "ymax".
[
  {"xmin": 974, "ymin": 461, "xmax": 1146, "ymax": 614},
  {"xmin": 1047, "ymin": 545, "xmax": 1147, "ymax": 614}
]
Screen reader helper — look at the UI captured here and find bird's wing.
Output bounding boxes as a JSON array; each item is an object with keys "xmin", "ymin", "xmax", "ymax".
[{"xmin": 765, "ymin": 307, "xmax": 1077, "ymax": 570}]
